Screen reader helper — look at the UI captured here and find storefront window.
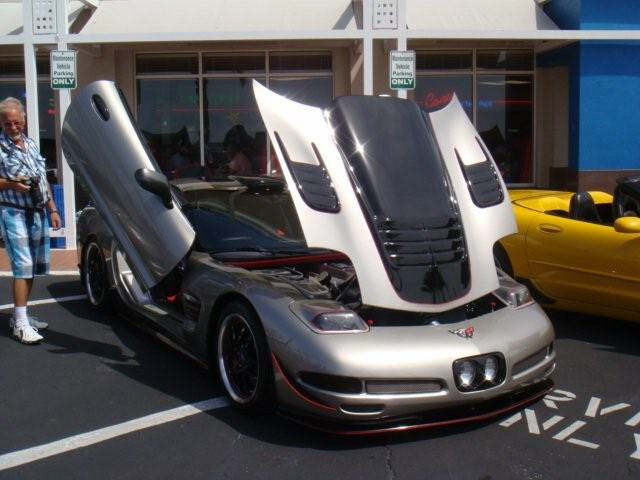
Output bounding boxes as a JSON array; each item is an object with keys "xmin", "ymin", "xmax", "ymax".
[
  {"xmin": 269, "ymin": 52, "xmax": 332, "ymax": 73},
  {"xmin": 476, "ymin": 50, "xmax": 533, "ymax": 71},
  {"xmin": 269, "ymin": 76, "xmax": 332, "ymax": 109},
  {"xmin": 415, "ymin": 52, "xmax": 473, "ymax": 118},
  {"xmin": 476, "ymin": 75, "xmax": 533, "ymax": 184},
  {"xmin": 414, "ymin": 75, "xmax": 473, "ymax": 119},
  {"xmin": 416, "ymin": 51, "xmax": 472, "ymax": 71},
  {"xmin": 136, "ymin": 51, "xmax": 333, "ymax": 179},
  {"xmin": 415, "ymin": 49, "xmax": 534, "ymax": 184},
  {"xmin": 136, "ymin": 54, "xmax": 198, "ymax": 75},
  {"xmin": 203, "ymin": 77, "xmax": 267, "ymax": 178},
  {"xmin": 136, "ymin": 79, "xmax": 200, "ymax": 179},
  {"xmin": 203, "ymin": 54, "xmax": 265, "ymax": 74}
]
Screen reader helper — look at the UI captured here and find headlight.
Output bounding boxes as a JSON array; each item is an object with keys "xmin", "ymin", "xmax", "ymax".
[
  {"xmin": 455, "ymin": 360, "xmax": 476, "ymax": 389},
  {"xmin": 483, "ymin": 356, "xmax": 498, "ymax": 383},
  {"xmin": 290, "ymin": 300, "xmax": 370, "ymax": 334},
  {"xmin": 453, "ymin": 353, "xmax": 505, "ymax": 391},
  {"xmin": 493, "ymin": 269, "xmax": 534, "ymax": 309}
]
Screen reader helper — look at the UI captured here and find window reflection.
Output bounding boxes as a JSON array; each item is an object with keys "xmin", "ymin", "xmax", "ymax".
[
  {"xmin": 476, "ymin": 75, "xmax": 533, "ymax": 184},
  {"xmin": 135, "ymin": 52, "xmax": 334, "ymax": 180},
  {"xmin": 136, "ymin": 79, "xmax": 201, "ymax": 179},
  {"xmin": 414, "ymin": 75, "xmax": 473, "ymax": 119},
  {"xmin": 269, "ymin": 76, "xmax": 333, "ymax": 109},
  {"xmin": 203, "ymin": 78, "xmax": 267, "ymax": 178}
]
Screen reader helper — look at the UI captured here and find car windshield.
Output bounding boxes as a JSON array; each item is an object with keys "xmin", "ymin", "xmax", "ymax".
[{"xmin": 175, "ymin": 178, "xmax": 309, "ymax": 254}]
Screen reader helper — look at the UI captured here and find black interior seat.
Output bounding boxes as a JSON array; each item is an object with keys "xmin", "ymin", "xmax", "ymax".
[
  {"xmin": 612, "ymin": 178, "xmax": 640, "ymax": 221},
  {"xmin": 569, "ymin": 192, "xmax": 601, "ymax": 223}
]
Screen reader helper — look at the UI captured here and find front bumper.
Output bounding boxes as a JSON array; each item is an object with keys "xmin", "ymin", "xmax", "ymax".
[
  {"xmin": 279, "ymin": 378, "xmax": 553, "ymax": 435},
  {"xmin": 271, "ymin": 302, "xmax": 556, "ymax": 425}
]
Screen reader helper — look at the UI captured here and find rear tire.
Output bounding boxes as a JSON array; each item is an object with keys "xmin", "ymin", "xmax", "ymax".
[
  {"xmin": 493, "ymin": 242, "xmax": 514, "ymax": 278},
  {"xmin": 82, "ymin": 241, "xmax": 115, "ymax": 312},
  {"xmin": 216, "ymin": 301, "xmax": 275, "ymax": 413}
]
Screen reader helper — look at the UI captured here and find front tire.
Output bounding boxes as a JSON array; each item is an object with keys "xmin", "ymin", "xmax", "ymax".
[{"xmin": 216, "ymin": 301, "xmax": 275, "ymax": 413}]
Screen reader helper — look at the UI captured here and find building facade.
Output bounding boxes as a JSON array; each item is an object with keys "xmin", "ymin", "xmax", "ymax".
[{"xmin": 0, "ymin": 0, "xmax": 639, "ymax": 249}]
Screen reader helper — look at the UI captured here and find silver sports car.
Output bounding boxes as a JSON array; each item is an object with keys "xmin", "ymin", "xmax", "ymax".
[{"xmin": 62, "ymin": 80, "xmax": 555, "ymax": 433}]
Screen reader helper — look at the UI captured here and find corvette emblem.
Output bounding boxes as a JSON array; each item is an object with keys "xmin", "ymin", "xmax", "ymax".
[{"xmin": 449, "ymin": 326, "xmax": 475, "ymax": 339}]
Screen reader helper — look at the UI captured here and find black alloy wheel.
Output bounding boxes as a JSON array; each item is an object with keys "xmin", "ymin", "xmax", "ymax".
[
  {"xmin": 216, "ymin": 301, "xmax": 275, "ymax": 413},
  {"xmin": 83, "ymin": 241, "xmax": 112, "ymax": 310}
]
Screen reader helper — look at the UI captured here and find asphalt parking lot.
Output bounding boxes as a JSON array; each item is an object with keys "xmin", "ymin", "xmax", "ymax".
[{"xmin": 1, "ymin": 275, "xmax": 639, "ymax": 479}]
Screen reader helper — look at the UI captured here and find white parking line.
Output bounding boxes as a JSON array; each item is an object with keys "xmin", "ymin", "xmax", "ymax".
[
  {"xmin": 585, "ymin": 397, "xmax": 601, "ymax": 417},
  {"xmin": 0, "ymin": 294, "xmax": 87, "ymax": 311},
  {"xmin": 0, "ymin": 271, "xmax": 79, "ymax": 277},
  {"xmin": 0, "ymin": 397, "xmax": 229, "ymax": 472}
]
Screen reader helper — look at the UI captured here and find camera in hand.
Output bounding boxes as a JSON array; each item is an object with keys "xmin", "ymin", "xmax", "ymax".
[{"xmin": 22, "ymin": 177, "xmax": 45, "ymax": 209}]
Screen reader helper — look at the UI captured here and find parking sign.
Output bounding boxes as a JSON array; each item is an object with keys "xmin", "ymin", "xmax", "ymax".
[
  {"xmin": 50, "ymin": 50, "xmax": 77, "ymax": 89},
  {"xmin": 389, "ymin": 50, "xmax": 415, "ymax": 90}
]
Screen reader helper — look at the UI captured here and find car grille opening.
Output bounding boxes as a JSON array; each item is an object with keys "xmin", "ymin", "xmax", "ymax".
[
  {"xmin": 298, "ymin": 372, "xmax": 363, "ymax": 394},
  {"xmin": 512, "ymin": 344, "xmax": 553, "ymax": 376},
  {"xmin": 358, "ymin": 293, "xmax": 505, "ymax": 327},
  {"xmin": 365, "ymin": 380, "xmax": 443, "ymax": 395},
  {"xmin": 456, "ymin": 141, "xmax": 504, "ymax": 208}
]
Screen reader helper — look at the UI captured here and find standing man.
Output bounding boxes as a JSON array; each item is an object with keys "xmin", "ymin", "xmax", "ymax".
[{"xmin": 0, "ymin": 97, "xmax": 61, "ymax": 344}]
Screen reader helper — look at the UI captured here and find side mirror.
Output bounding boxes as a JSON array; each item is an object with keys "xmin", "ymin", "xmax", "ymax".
[
  {"xmin": 614, "ymin": 216, "xmax": 640, "ymax": 233},
  {"xmin": 135, "ymin": 168, "xmax": 173, "ymax": 209}
]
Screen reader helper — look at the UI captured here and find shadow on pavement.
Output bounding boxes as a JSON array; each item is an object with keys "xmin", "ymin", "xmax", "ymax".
[
  {"xmin": 205, "ymin": 405, "xmax": 514, "ymax": 450},
  {"xmin": 2, "ymin": 296, "xmax": 222, "ymax": 409},
  {"xmin": 547, "ymin": 308, "xmax": 640, "ymax": 357},
  {"xmin": 46, "ymin": 279, "xmax": 84, "ymax": 298}
]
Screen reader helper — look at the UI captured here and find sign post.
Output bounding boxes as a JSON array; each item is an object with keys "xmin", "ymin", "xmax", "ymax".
[
  {"xmin": 389, "ymin": 50, "xmax": 415, "ymax": 91},
  {"xmin": 50, "ymin": 50, "xmax": 77, "ymax": 89}
]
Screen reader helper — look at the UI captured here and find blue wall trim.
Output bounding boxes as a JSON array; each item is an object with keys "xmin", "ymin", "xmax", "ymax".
[
  {"xmin": 545, "ymin": 0, "xmax": 640, "ymax": 30},
  {"xmin": 579, "ymin": 42, "xmax": 640, "ymax": 170},
  {"xmin": 581, "ymin": 0, "xmax": 640, "ymax": 29}
]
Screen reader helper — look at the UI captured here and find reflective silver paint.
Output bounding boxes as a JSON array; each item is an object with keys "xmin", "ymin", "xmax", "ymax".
[
  {"xmin": 70, "ymin": 81, "xmax": 555, "ymax": 428},
  {"xmin": 62, "ymin": 80, "xmax": 195, "ymax": 288}
]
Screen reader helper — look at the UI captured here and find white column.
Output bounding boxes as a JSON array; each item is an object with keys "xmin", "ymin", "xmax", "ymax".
[
  {"xmin": 362, "ymin": 0, "xmax": 374, "ymax": 95},
  {"xmin": 56, "ymin": 0, "xmax": 76, "ymax": 249},
  {"xmin": 22, "ymin": 1, "xmax": 40, "ymax": 146},
  {"xmin": 397, "ymin": 0, "xmax": 408, "ymax": 99}
]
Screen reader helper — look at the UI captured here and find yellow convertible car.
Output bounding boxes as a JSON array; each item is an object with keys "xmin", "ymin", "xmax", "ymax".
[{"xmin": 496, "ymin": 176, "xmax": 640, "ymax": 323}]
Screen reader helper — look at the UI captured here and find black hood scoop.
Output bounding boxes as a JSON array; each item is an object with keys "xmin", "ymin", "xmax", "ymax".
[{"xmin": 329, "ymin": 96, "xmax": 469, "ymax": 304}]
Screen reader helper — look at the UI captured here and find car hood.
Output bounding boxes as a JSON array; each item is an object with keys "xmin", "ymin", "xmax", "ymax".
[{"xmin": 253, "ymin": 81, "xmax": 516, "ymax": 313}]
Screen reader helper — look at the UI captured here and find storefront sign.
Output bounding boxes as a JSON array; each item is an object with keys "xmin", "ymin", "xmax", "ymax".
[
  {"xmin": 389, "ymin": 50, "xmax": 415, "ymax": 90},
  {"xmin": 50, "ymin": 50, "xmax": 77, "ymax": 89}
]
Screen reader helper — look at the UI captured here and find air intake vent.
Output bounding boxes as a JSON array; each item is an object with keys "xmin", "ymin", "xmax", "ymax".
[
  {"xmin": 298, "ymin": 372, "xmax": 363, "ymax": 394},
  {"xmin": 377, "ymin": 216, "xmax": 470, "ymax": 303},
  {"xmin": 273, "ymin": 132, "xmax": 339, "ymax": 213},
  {"xmin": 366, "ymin": 379, "xmax": 443, "ymax": 395},
  {"xmin": 513, "ymin": 344, "xmax": 552, "ymax": 376},
  {"xmin": 182, "ymin": 294, "xmax": 201, "ymax": 322},
  {"xmin": 456, "ymin": 143, "xmax": 504, "ymax": 208},
  {"xmin": 380, "ymin": 216, "xmax": 464, "ymax": 268}
]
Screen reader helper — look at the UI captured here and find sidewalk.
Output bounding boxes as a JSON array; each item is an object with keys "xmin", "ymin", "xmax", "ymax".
[{"xmin": 0, "ymin": 248, "xmax": 79, "ymax": 273}]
